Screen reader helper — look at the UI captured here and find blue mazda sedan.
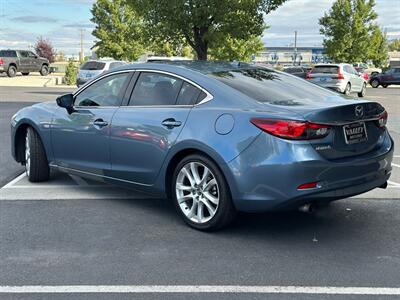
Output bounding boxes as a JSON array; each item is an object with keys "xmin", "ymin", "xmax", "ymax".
[{"xmin": 11, "ymin": 62, "xmax": 393, "ymax": 230}]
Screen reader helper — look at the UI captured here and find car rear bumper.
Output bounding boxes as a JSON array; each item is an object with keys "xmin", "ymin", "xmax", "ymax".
[
  {"xmin": 225, "ymin": 130, "xmax": 394, "ymax": 212},
  {"xmin": 309, "ymin": 79, "xmax": 346, "ymax": 93}
]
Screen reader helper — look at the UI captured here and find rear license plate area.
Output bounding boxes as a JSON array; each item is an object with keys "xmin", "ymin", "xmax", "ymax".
[{"xmin": 343, "ymin": 122, "xmax": 368, "ymax": 144}]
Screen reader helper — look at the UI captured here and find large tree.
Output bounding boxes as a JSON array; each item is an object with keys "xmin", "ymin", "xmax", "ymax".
[
  {"xmin": 91, "ymin": 0, "xmax": 146, "ymax": 61},
  {"xmin": 129, "ymin": 0, "xmax": 286, "ymax": 60},
  {"xmin": 319, "ymin": 0, "xmax": 387, "ymax": 66}
]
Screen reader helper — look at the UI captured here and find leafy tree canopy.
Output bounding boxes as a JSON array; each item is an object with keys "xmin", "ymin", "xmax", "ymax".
[
  {"xmin": 34, "ymin": 37, "xmax": 56, "ymax": 63},
  {"xmin": 209, "ymin": 35, "xmax": 264, "ymax": 61},
  {"xmin": 128, "ymin": 0, "xmax": 286, "ymax": 60},
  {"xmin": 91, "ymin": 0, "xmax": 146, "ymax": 61},
  {"xmin": 319, "ymin": 0, "xmax": 388, "ymax": 67},
  {"xmin": 388, "ymin": 39, "xmax": 400, "ymax": 51}
]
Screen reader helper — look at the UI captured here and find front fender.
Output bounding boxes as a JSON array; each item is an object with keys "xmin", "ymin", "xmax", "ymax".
[{"xmin": 11, "ymin": 103, "xmax": 56, "ymax": 163}]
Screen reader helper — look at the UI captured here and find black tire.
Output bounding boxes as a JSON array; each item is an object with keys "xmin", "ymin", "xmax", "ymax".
[
  {"xmin": 7, "ymin": 65, "xmax": 17, "ymax": 77},
  {"xmin": 21, "ymin": 72, "xmax": 30, "ymax": 76},
  {"xmin": 39, "ymin": 65, "xmax": 49, "ymax": 76},
  {"xmin": 382, "ymin": 84, "xmax": 388, "ymax": 88},
  {"xmin": 358, "ymin": 83, "xmax": 366, "ymax": 97},
  {"xmin": 25, "ymin": 127, "xmax": 50, "ymax": 182},
  {"xmin": 344, "ymin": 82, "xmax": 351, "ymax": 95},
  {"xmin": 172, "ymin": 154, "xmax": 236, "ymax": 231},
  {"xmin": 370, "ymin": 78, "xmax": 380, "ymax": 88}
]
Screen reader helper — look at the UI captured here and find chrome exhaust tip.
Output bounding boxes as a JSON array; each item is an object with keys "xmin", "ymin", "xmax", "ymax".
[{"xmin": 298, "ymin": 203, "xmax": 315, "ymax": 213}]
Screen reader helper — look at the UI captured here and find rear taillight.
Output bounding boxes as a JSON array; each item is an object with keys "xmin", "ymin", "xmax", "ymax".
[
  {"xmin": 337, "ymin": 70, "xmax": 345, "ymax": 80},
  {"xmin": 250, "ymin": 118, "xmax": 331, "ymax": 140},
  {"xmin": 376, "ymin": 111, "xmax": 388, "ymax": 128},
  {"xmin": 0, "ymin": 58, "xmax": 3, "ymax": 65},
  {"xmin": 306, "ymin": 72, "xmax": 311, "ymax": 80}
]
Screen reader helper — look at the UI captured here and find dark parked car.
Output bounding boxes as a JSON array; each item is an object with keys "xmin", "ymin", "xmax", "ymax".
[
  {"xmin": 282, "ymin": 66, "xmax": 310, "ymax": 79},
  {"xmin": 11, "ymin": 62, "xmax": 393, "ymax": 231},
  {"xmin": 0, "ymin": 50, "xmax": 49, "ymax": 77},
  {"xmin": 370, "ymin": 67, "xmax": 400, "ymax": 88}
]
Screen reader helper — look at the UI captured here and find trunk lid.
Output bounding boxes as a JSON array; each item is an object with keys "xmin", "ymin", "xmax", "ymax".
[{"xmin": 266, "ymin": 97, "xmax": 386, "ymax": 160}]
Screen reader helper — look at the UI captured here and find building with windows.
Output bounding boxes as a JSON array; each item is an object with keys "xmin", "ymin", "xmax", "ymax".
[{"xmin": 255, "ymin": 46, "xmax": 330, "ymax": 65}]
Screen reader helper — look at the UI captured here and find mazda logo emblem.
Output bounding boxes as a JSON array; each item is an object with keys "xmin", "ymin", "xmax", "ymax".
[{"xmin": 355, "ymin": 105, "xmax": 364, "ymax": 118}]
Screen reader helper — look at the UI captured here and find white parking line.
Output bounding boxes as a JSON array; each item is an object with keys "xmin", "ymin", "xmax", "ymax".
[
  {"xmin": 392, "ymin": 163, "xmax": 400, "ymax": 168},
  {"xmin": 1, "ymin": 285, "xmax": 400, "ymax": 295},
  {"xmin": 2, "ymin": 173, "xmax": 26, "ymax": 188}
]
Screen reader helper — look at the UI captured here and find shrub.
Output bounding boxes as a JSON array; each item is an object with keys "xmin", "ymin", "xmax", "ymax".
[{"xmin": 64, "ymin": 59, "xmax": 77, "ymax": 85}]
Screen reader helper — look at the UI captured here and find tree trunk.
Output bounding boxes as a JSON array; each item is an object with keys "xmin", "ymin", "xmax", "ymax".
[{"xmin": 193, "ymin": 26, "xmax": 208, "ymax": 60}]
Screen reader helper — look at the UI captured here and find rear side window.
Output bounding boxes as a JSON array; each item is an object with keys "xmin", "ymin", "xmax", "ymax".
[
  {"xmin": 0, "ymin": 50, "xmax": 17, "ymax": 57},
  {"xmin": 176, "ymin": 82, "xmax": 201, "ymax": 105},
  {"xmin": 210, "ymin": 68, "xmax": 335, "ymax": 103},
  {"xmin": 18, "ymin": 51, "xmax": 29, "ymax": 58},
  {"xmin": 129, "ymin": 72, "xmax": 182, "ymax": 106},
  {"xmin": 312, "ymin": 66, "xmax": 338, "ymax": 74},
  {"xmin": 80, "ymin": 61, "xmax": 106, "ymax": 70}
]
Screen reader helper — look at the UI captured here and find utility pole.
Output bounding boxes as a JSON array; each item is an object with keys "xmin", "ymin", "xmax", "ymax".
[
  {"xmin": 79, "ymin": 28, "xmax": 85, "ymax": 62},
  {"xmin": 294, "ymin": 30, "xmax": 298, "ymax": 65}
]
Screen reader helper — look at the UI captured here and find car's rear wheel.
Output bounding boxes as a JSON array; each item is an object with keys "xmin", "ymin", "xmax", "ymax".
[
  {"xmin": 7, "ymin": 65, "xmax": 17, "ymax": 77},
  {"xmin": 21, "ymin": 72, "xmax": 29, "ymax": 76},
  {"xmin": 172, "ymin": 154, "xmax": 236, "ymax": 231},
  {"xmin": 25, "ymin": 127, "xmax": 50, "ymax": 182},
  {"xmin": 40, "ymin": 65, "xmax": 49, "ymax": 76},
  {"xmin": 382, "ymin": 84, "xmax": 388, "ymax": 88},
  {"xmin": 344, "ymin": 83, "xmax": 351, "ymax": 95},
  {"xmin": 358, "ymin": 83, "xmax": 366, "ymax": 97},
  {"xmin": 370, "ymin": 79, "xmax": 380, "ymax": 88}
]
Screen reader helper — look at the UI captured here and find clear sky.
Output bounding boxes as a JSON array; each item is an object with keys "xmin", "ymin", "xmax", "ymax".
[{"xmin": 0, "ymin": 0, "xmax": 399, "ymax": 56}]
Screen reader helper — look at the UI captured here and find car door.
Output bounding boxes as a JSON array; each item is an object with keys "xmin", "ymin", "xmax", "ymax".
[
  {"xmin": 17, "ymin": 51, "xmax": 31, "ymax": 72},
  {"xmin": 393, "ymin": 68, "xmax": 400, "ymax": 84},
  {"xmin": 28, "ymin": 51, "xmax": 39, "ymax": 71},
  {"xmin": 109, "ymin": 71, "xmax": 206, "ymax": 185},
  {"xmin": 345, "ymin": 65, "xmax": 360, "ymax": 91},
  {"xmin": 51, "ymin": 72, "xmax": 133, "ymax": 175},
  {"xmin": 350, "ymin": 65, "xmax": 363, "ymax": 91}
]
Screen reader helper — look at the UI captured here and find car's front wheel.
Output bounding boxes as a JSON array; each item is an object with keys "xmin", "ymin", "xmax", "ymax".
[
  {"xmin": 25, "ymin": 127, "xmax": 50, "ymax": 182},
  {"xmin": 358, "ymin": 83, "xmax": 366, "ymax": 97},
  {"xmin": 382, "ymin": 84, "xmax": 389, "ymax": 88},
  {"xmin": 370, "ymin": 78, "xmax": 380, "ymax": 88},
  {"xmin": 40, "ymin": 65, "xmax": 49, "ymax": 76},
  {"xmin": 172, "ymin": 154, "xmax": 236, "ymax": 231}
]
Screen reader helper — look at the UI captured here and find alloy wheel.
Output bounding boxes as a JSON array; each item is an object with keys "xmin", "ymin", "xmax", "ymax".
[
  {"xmin": 25, "ymin": 133, "xmax": 31, "ymax": 176},
  {"xmin": 175, "ymin": 162, "xmax": 219, "ymax": 224}
]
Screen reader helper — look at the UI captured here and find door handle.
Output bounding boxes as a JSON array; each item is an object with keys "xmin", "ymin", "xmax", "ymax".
[
  {"xmin": 93, "ymin": 119, "xmax": 108, "ymax": 128},
  {"xmin": 161, "ymin": 118, "xmax": 182, "ymax": 129}
]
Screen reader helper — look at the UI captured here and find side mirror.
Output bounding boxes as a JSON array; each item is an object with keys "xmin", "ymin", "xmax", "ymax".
[{"xmin": 56, "ymin": 93, "xmax": 75, "ymax": 114}]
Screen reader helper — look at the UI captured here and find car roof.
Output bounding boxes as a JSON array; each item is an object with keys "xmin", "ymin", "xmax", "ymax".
[{"xmin": 114, "ymin": 61, "xmax": 262, "ymax": 75}]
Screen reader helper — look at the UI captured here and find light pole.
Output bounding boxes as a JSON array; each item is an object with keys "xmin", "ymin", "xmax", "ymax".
[{"xmin": 294, "ymin": 30, "xmax": 298, "ymax": 65}]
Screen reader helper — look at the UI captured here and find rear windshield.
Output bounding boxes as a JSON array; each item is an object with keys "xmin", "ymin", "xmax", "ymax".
[
  {"xmin": 0, "ymin": 50, "xmax": 17, "ymax": 57},
  {"xmin": 210, "ymin": 68, "xmax": 334, "ymax": 103},
  {"xmin": 312, "ymin": 66, "xmax": 338, "ymax": 74},
  {"xmin": 80, "ymin": 61, "xmax": 106, "ymax": 70}
]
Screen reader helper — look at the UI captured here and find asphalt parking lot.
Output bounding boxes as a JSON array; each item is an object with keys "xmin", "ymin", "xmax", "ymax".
[{"xmin": 0, "ymin": 85, "xmax": 399, "ymax": 299}]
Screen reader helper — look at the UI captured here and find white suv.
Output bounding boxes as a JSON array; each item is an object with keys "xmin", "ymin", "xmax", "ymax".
[
  {"xmin": 76, "ymin": 60, "xmax": 126, "ymax": 87},
  {"xmin": 307, "ymin": 63, "xmax": 367, "ymax": 97}
]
